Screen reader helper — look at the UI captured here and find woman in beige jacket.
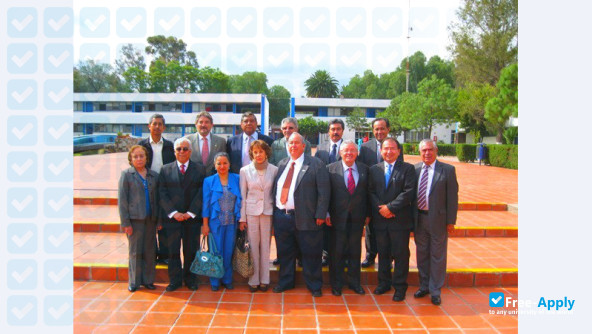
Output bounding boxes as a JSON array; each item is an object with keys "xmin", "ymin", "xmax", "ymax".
[{"xmin": 239, "ymin": 140, "xmax": 278, "ymax": 292}]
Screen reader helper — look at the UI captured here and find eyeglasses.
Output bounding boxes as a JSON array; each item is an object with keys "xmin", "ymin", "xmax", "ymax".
[{"xmin": 175, "ymin": 147, "xmax": 190, "ymax": 152}]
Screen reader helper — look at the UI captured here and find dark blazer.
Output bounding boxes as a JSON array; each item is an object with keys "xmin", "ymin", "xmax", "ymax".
[
  {"xmin": 118, "ymin": 167, "xmax": 160, "ymax": 227},
  {"xmin": 327, "ymin": 161, "xmax": 370, "ymax": 230},
  {"xmin": 184, "ymin": 132, "xmax": 226, "ymax": 176},
  {"xmin": 137, "ymin": 137, "xmax": 176, "ymax": 170},
  {"xmin": 226, "ymin": 132, "xmax": 274, "ymax": 174},
  {"xmin": 273, "ymin": 155, "xmax": 330, "ymax": 231},
  {"xmin": 368, "ymin": 161, "xmax": 416, "ymax": 230},
  {"xmin": 314, "ymin": 141, "xmax": 342, "ymax": 165},
  {"xmin": 269, "ymin": 137, "xmax": 312, "ymax": 166},
  {"xmin": 158, "ymin": 160, "xmax": 206, "ymax": 222},
  {"xmin": 413, "ymin": 160, "xmax": 459, "ymax": 234},
  {"xmin": 358, "ymin": 138, "xmax": 404, "ymax": 167}
]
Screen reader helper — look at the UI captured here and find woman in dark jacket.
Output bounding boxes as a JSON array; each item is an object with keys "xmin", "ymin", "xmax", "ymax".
[{"xmin": 118, "ymin": 145, "xmax": 160, "ymax": 292}]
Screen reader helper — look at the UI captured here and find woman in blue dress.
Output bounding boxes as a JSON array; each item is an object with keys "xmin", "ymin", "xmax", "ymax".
[{"xmin": 201, "ymin": 152, "xmax": 241, "ymax": 291}]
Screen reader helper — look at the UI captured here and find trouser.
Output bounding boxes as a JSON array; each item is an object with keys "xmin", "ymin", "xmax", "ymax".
[
  {"xmin": 415, "ymin": 213, "xmax": 448, "ymax": 297},
  {"xmin": 156, "ymin": 228, "xmax": 169, "ymax": 260},
  {"xmin": 165, "ymin": 220, "xmax": 201, "ymax": 286},
  {"xmin": 127, "ymin": 218, "xmax": 156, "ymax": 287},
  {"xmin": 376, "ymin": 228, "xmax": 411, "ymax": 293},
  {"xmin": 364, "ymin": 219, "xmax": 378, "ymax": 260},
  {"xmin": 209, "ymin": 222, "xmax": 236, "ymax": 287},
  {"xmin": 246, "ymin": 215, "xmax": 272, "ymax": 286},
  {"xmin": 329, "ymin": 215, "xmax": 364, "ymax": 289},
  {"xmin": 273, "ymin": 209, "xmax": 323, "ymax": 292}
]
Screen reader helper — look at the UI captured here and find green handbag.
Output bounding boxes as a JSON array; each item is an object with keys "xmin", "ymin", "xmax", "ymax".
[{"xmin": 190, "ymin": 234, "xmax": 224, "ymax": 278}]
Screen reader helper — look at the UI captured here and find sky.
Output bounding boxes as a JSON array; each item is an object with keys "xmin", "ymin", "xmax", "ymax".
[{"xmin": 73, "ymin": 0, "xmax": 461, "ymax": 96}]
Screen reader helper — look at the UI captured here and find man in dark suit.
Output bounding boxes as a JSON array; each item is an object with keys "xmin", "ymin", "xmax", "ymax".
[
  {"xmin": 272, "ymin": 132, "xmax": 330, "ymax": 297},
  {"xmin": 185, "ymin": 111, "xmax": 226, "ymax": 176},
  {"xmin": 314, "ymin": 118, "xmax": 345, "ymax": 267},
  {"xmin": 413, "ymin": 139, "xmax": 458, "ymax": 305},
  {"xmin": 158, "ymin": 138, "xmax": 206, "ymax": 292},
  {"xmin": 137, "ymin": 113, "xmax": 176, "ymax": 264},
  {"xmin": 226, "ymin": 111, "xmax": 274, "ymax": 174},
  {"xmin": 368, "ymin": 138, "xmax": 415, "ymax": 302},
  {"xmin": 269, "ymin": 117, "xmax": 312, "ymax": 166},
  {"xmin": 326, "ymin": 140, "xmax": 370, "ymax": 296},
  {"xmin": 358, "ymin": 117, "xmax": 404, "ymax": 268}
]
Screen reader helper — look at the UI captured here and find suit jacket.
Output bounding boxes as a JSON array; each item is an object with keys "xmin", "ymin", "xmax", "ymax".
[
  {"xmin": 368, "ymin": 161, "xmax": 416, "ymax": 230},
  {"xmin": 158, "ymin": 160, "xmax": 206, "ymax": 223},
  {"xmin": 314, "ymin": 141, "xmax": 342, "ymax": 165},
  {"xmin": 184, "ymin": 132, "xmax": 226, "ymax": 176},
  {"xmin": 358, "ymin": 138, "xmax": 404, "ymax": 167},
  {"xmin": 269, "ymin": 137, "xmax": 312, "ymax": 166},
  {"xmin": 226, "ymin": 132, "xmax": 274, "ymax": 174},
  {"xmin": 118, "ymin": 167, "xmax": 160, "ymax": 227},
  {"xmin": 239, "ymin": 163, "xmax": 278, "ymax": 219},
  {"xmin": 202, "ymin": 173, "xmax": 242, "ymax": 224},
  {"xmin": 273, "ymin": 155, "xmax": 330, "ymax": 231},
  {"xmin": 327, "ymin": 161, "xmax": 370, "ymax": 230},
  {"xmin": 137, "ymin": 137, "xmax": 176, "ymax": 170},
  {"xmin": 413, "ymin": 160, "xmax": 459, "ymax": 234}
]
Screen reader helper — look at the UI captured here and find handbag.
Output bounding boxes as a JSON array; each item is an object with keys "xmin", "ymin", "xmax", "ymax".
[
  {"xmin": 232, "ymin": 229, "xmax": 254, "ymax": 278},
  {"xmin": 190, "ymin": 234, "xmax": 224, "ymax": 278}
]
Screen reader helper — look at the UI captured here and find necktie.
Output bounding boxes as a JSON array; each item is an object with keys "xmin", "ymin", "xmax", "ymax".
[
  {"xmin": 417, "ymin": 164, "xmax": 430, "ymax": 210},
  {"xmin": 180, "ymin": 164, "xmax": 186, "ymax": 175},
  {"xmin": 329, "ymin": 143, "xmax": 337, "ymax": 163},
  {"xmin": 243, "ymin": 135, "xmax": 253, "ymax": 166},
  {"xmin": 280, "ymin": 162, "xmax": 295, "ymax": 205},
  {"xmin": 384, "ymin": 164, "xmax": 392, "ymax": 187},
  {"xmin": 201, "ymin": 136, "xmax": 209, "ymax": 165},
  {"xmin": 347, "ymin": 167, "xmax": 355, "ymax": 195}
]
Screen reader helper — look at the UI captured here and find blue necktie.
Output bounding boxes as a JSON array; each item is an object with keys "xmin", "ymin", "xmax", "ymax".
[
  {"xmin": 385, "ymin": 164, "xmax": 392, "ymax": 187},
  {"xmin": 329, "ymin": 143, "xmax": 337, "ymax": 163}
]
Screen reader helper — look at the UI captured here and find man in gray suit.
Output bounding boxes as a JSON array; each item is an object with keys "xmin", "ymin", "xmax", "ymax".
[
  {"xmin": 413, "ymin": 139, "xmax": 458, "ymax": 306},
  {"xmin": 272, "ymin": 133, "xmax": 330, "ymax": 297},
  {"xmin": 269, "ymin": 117, "xmax": 312, "ymax": 166},
  {"xmin": 184, "ymin": 111, "xmax": 226, "ymax": 176}
]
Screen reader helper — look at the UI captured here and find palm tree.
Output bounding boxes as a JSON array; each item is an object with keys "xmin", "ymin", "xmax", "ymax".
[{"xmin": 304, "ymin": 70, "xmax": 339, "ymax": 98}]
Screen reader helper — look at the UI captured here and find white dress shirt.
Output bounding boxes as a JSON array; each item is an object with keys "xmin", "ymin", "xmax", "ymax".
[
  {"xmin": 342, "ymin": 161, "xmax": 359, "ymax": 187},
  {"xmin": 197, "ymin": 133, "xmax": 212, "ymax": 154},
  {"xmin": 418, "ymin": 160, "xmax": 436, "ymax": 209},
  {"xmin": 275, "ymin": 153, "xmax": 305, "ymax": 210},
  {"xmin": 149, "ymin": 135, "xmax": 164, "ymax": 173}
]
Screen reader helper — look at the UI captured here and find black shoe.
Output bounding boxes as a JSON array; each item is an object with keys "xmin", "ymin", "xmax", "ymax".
[
  {"xmin": 273, "ymin": 285, "xmax": 291, "ymax": 293},
  {"xmin": 143, "ymin": 283, "xmax": 156, "ymax": 290},
  {"xmin": 128, "ymin": 286, "xmax": 137, "ymax": 292},
  {"xmin": 392, "ymin": 291, "xmax": 406, "ymax": 302},
  {"xmin": 211, "ymin": 285, "xmax": 219, "ymax": 291},
  {"xmin": 224, "ymin": 283, "xmax": 234, "ymax": 290},
  {"xmin": 331, "ymin": 287, "xmax": 342, "ymax": 296},
  {"xmin": 361, "ymin": 257, "xmax": 376, "ymax": 268},
  {"xmin": 431, "ymin": 296, "xmax": 442, "ymax": 305},
  {"xmin": 312, "ymin": 290, "xmax": 322, "ymax": 297},
  {"xmin": 259, "ymin": 285, "xmax": 268, "ymax": 292},
  {"xmin": 249, "ymin": 285, "xmax": 258, "ymax": 292},
  {"xmin": 349, "ymin": 285, "xmax": 365, "ymax": 295},
  {"xmin": 272, "ymin": 258, "xmax": 279, "ymax": 265},
  {"xmin": 414, "ymin": 289, "xmax": 429, "ymax": 298},
  {"xmin": 165, "ymin": 283, "xmax": 181, "ymax": 292},
  {"xmin": 373, "ymin": 285, "xmax": 391, "ymax": 295},
  {"xmin": 187, "ymin": 284, "xmax": 198, "ymax": 291}
]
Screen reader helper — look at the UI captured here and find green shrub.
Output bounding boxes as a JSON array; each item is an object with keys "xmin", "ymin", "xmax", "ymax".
[
  {"xmin": 436, "ymin": 144, "xmax": 456, "ymax": 156},
  {"xmin": 402, "ymin": 143, "xmax": 419, "ymax": 155},
  {"xmin": 456, "ymin": 144, "xmax": 477, "ymax": 162},
  {"xmin": 488, "ymin": 145, "xmax": 518, "ymax": 169}
]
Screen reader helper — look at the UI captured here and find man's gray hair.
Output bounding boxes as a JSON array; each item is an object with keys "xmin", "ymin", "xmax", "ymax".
[
  {"xmin": 419, "ymin": 139, "xmax": 438, "ymax": 151},
  {"xmin": 281, "ymin": 117, "xmax": 299, "ymax": 129},
  {"xmin": 174, "ymin": 137, "xmax": 191, "ymax": 149},
  {"xmin": 339, "ymin": 139, "xmax": 358, "ymax": 152}
]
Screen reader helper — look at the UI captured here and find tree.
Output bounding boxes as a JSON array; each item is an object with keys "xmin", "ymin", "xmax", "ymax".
[
  {"xmin": 147, "ymin": 59, "xmax": 200, "ymax": 93},
  {"xmin": 456, "ymin": 82, "xmax": 496, "ymax": 142},
  {"xmin": 340, "ymin": 70, "xmax": 385, "ymax": 99},
  {"xmin": 267, "ymin": 85, "xmax": 291, "ymax": 125},
  {"xmin": 74, "ymin": 60, "xmax": 126, "ymax": 92},
  {"xmin": 345, "ymin": 108, "xmax": 370, "ymax": 134},
  {"xmin": 449, "ymin": 0, "xmax": 518, "ymax": 86},
  {"xmin": 122, "ymin": 66, "xmax": 150, "ymax": 93},
  {"xmin": 229, "ymin": 72, "xmax": 269, "ymax": 94},
  {"xmin": 145, "ymin": 35, "xmax": 199, "ymax": 68},
  {"xmin": 485, "ymin": 63, "xmax": 518, "ymax": 142},
  {"xmin": 197, "ymin": 67, "xmax": 230, "ymax": 93},
  {"xmin": 297, "ymin": 116, "xmax": 327, "ymax": 144},
  {"xmin": 115, "ymin": 44, "xmax": 146, "ymax": 77},
  {"xmin": 304, "ymin": 70, "xmax": 339, "ymax": 98}
]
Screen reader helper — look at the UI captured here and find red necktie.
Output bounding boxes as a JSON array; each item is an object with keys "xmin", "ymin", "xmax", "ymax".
[
  {"xmin": 347, "ymin": 168, "xmax": 355, "ymax": 195},
  {"xmin": 280, "ymin": 162, "xmax": 295, "ymax": 205},
  {"xmin": 201, "ymin": 137, "xmax": 209, "ymax": 165},
  {"xmin": 180, "ymin": 164, "xmax": 186, "ymax": 175}
]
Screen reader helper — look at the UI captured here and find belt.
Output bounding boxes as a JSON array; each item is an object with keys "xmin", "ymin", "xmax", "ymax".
[
  {"xmin": 276, "ymin": 208, "xmax": 295, "ymax": 215},
  {"xmin": 418, "ymin": 210, "xmax": 429, "ymax": 215}
]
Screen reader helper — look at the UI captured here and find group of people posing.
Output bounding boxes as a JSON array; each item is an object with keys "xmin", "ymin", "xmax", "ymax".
[{"xmin": 118, "ymin": 110, "xmax": 458, "ymax": 306}]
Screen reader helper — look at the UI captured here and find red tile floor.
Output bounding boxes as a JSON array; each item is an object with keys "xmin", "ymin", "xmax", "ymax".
[{"xmin": 74, "ymin": 281, "xmax": 517, "ymax": 333}]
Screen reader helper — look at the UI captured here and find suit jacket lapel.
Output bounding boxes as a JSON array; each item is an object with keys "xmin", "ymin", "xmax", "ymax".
[
  {"xmin": 295, "ymin": 157, "xmax": 310, "ymax": 190},
  {"xmin": 335, "ymin": 163, "xmax": 349, "ymax": 193},
  {"xmin": 429, "ymin": 160, "xmax": 442, "ymax": 196},
  {"xmin": 354, "ymin": 162, "xmax": 365, "ymax": 195},
  {"xmin": 171, "ymin": 163, "xmax": 180, "ymax": 185}
]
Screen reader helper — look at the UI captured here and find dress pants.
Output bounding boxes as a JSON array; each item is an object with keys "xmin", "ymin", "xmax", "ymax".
[
  {"xmin": 209, "ymin": 221, "xmax": 236, "ymax": 287},
  {"xmin": 156, "ymin": 227, "xmax": 169, "ymax": 260},
  {"xmin": 246, "ymin": 215, "xmax": 272, "ymax": 286},
  {"xmin": 415, "ymin": 213, "xmax": 448, "ymax": 297},
  {"xmin": 329, "ymin": 215, "xmax": 364, "ymax": 289},
  {"xmin": 375, "ymin": 228, "xmax": 411, "ymax": 292},
  {"xmin": 273, "ymin": 209, "xmax": 323, "ymax": 292},
  {"xmin": 127, "ymin": 218, "xmax": 156, "ymax": 288},
  {"xmin": 364, "ymin": 219, "xmax": 378, "ymax": 259},
  {"xmin": 165, "ymin": 220, "xmax": 201, "ymax": 286}
]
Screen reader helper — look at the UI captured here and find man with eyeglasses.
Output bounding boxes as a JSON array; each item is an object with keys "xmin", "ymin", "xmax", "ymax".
[
  {"xmin": 269, "ymin": 117, "xmax": 312, "ymax": 166},
  {"xmin": 158, "ymin": 138, "xmax": 206, "ymax": 292}
]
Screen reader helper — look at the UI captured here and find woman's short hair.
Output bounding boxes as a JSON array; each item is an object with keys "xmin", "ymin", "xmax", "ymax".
[
  {"xmin": 213, "ymin": 151, "xmax": 230, "ymax": 164},
  {"xmin": 248, "ymin": 139, "xmax": 272, "ymax": 160},
  {"xmin": 127, "ymin": 145, "xmax": 149, "ymax": 166}
]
